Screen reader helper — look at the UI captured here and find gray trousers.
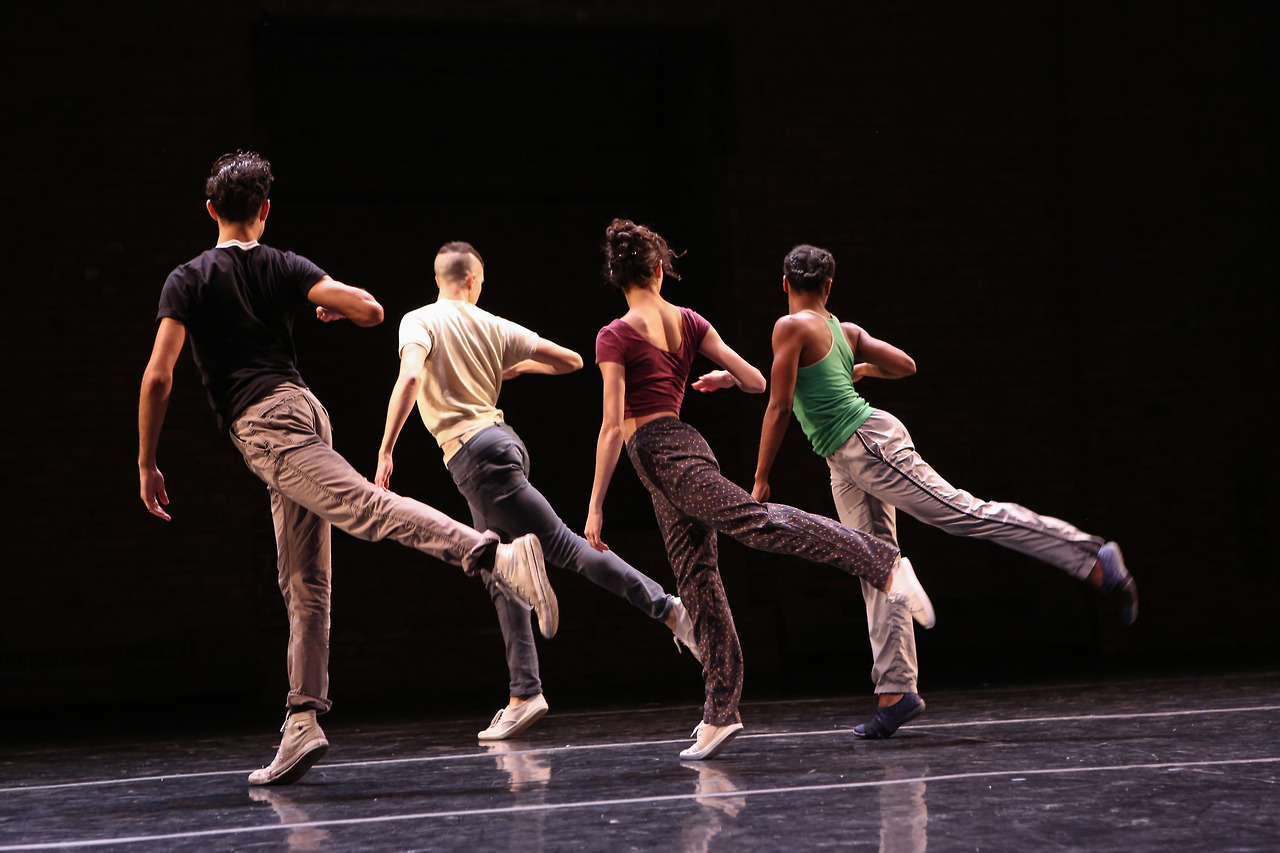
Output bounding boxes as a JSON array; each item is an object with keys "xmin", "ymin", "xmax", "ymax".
[
  {"xmin": 827, "ymin": 409, "xmax": 1104, "ymax": 695},
  {"xmin": 231, "ymin": 383, "xmax": 498, "ymax": 713},
  {"xmin": 447, "ymin": 423, "xmax": 672, "ymax": 698}
]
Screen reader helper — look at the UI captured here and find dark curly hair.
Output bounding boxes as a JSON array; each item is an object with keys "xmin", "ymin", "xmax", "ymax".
[
  {"xmin": 602, "ymin": 218, "xmax": 682, "ymax": 291},
  {"xmin": 782, "ymin": 244, "xmax": 836, "ymax": 294},
  {"xmin": 205, "ymin": 150, "xmax": 274, "ymax": 224}
]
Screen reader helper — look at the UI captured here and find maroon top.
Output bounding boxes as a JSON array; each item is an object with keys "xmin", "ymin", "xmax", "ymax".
[{"xmin": 595, "ymin": 307, "xmax": 712, "ymax": 419}]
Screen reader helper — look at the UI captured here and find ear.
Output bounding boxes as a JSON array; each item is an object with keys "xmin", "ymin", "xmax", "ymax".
[
  {"xmin": 782, "ymin": 275, "xmax": 791, "ymax": 294},
  {"xmin": 206, "ymin": 200, "xmax": 219, "ymax": 222},
  {"xmin": 259, "ymin": 199, "xmax": 271, "ymax": 222}
]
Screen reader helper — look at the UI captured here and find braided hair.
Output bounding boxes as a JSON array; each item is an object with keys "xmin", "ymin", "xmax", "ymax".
[
  {"xmin": 782, "ymin": 244, "xmax": 836, "ymax": 293},
  {"xmin": 603, "ymin": 218, "xmax": 682, "ymax": 291}
]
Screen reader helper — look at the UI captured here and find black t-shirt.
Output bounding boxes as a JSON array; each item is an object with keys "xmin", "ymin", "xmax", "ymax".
[{"xmin": 157, "ymin": 243, "xmax": 326, "ymax": 431}]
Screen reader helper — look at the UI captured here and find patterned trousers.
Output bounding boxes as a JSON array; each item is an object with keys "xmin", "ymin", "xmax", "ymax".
[{"xmin": 626, "ymin": 417, "xmax": 900, "ymax": 725}]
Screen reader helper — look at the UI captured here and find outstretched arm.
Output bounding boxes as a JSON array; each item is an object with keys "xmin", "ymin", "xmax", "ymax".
[
  {"xmin": 138, "ymin": 318, "xmax": 187, "ymax": 521},
  {"xmin": 585, "ymin": 361, "xmax": 626, "ymax": 552},
  {"xmin": 692, "ymin": 325, "xmax": 767, "ymax": 394},
  {"xmin": 753, "ymin": 315, "xmax": 805, "ymax": 502},
  {"xmin": 503, "ymin": 337, "xmax": 584, "ymax": 379},
  {"xmin": 375, "ymin": 343, "xmax": 428, "ymax": 490},
  {"xmin": 307, "ymin": 276, "xmax": 385, "ymax": 327},
  {"xmin": 846, "ymin": 323, "xmax": 915, "ymax": 381}
]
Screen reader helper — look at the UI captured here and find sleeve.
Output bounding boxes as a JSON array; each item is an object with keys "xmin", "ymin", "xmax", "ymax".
[
  {"xmin": 156, "ymin": 266, "xmax": 195, "ymax": 326},
  {"xmin": 284, "ymin": 251, "xmax": 327, "ymax": 297},
  {"xmin": 397, "ymin": 311, "xmax": 435, "ymax": 358},
  {"xmin": 595, "ymin": 325, "xmax": 626, "ymax": 365},
  {"xmin": 494, "ymin": 315, "xmax": 540, "ymax": 370},
  {"xmin": 685, "ymin": 309, "xmax": 712, "ymax": 350}
]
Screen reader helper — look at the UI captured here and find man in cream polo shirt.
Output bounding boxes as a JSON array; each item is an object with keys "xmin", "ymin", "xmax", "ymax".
[{"xmin": 376, "ymin": 241, "xmax": 697, "ymax": 740}]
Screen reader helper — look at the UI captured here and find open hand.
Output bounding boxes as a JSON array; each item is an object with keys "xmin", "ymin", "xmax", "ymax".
[{"xmin": 140, "ymin": 466, "xmax": 172, "ymax": 521}]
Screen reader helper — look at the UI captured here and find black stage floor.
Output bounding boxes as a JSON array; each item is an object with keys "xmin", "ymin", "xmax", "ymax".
[{"xmin": 3, "ymin": 669, "xmax": 1277, "ymax": 851}]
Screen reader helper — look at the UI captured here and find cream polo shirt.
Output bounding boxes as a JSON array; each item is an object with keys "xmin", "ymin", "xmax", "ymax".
[{"xmin": 398, "ymin": 298, "xmax": 539, "ymax": 465}]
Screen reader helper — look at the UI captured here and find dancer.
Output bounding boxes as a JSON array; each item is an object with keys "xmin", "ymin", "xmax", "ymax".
[
  {"xmin": 375, "ymin": 241, "xmax": 699, "ymax": 740},
  {"xmin": 753, "ymin": 244, "xmax": 1138, "ymax": 738},
  {"xmin": 137, "ymin": 151, "xmax": 557, "ymax": 786},
  {"xmin": 585, "ymin": 219, "xmax": 931, "ymax": 760}
]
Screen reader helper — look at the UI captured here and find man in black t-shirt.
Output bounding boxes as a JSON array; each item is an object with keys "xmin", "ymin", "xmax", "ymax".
[{"xmin": 138, "ymin": 151, "xmax": 558, "ymax": 786}]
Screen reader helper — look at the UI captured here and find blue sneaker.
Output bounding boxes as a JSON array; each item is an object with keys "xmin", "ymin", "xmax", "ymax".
[
  {"xmin": 854, "ymin": 693, "xmax": 925, "ymax": 739},
  {"xmin": 1098, "ymin": 541, "xmax": 1138, "ymax": 625}
]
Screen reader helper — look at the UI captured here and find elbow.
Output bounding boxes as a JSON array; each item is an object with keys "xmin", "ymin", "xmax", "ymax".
[
  {"xmin": 141, "ymin": 369, "xmax": 172, "ymax": 397},
  {"xmin": 899, "ymin": 357, "xmax": 917, "ymax": 378},
  {"xmin": 743, "ymin": 372, "xmax": 767, "ymax": 394},
  {"xmin": 357, "ymin": 302, "xmax": 386, "ymax": 327},
  {"xmin": 565, "ymin": 352, "xmax": 585, "ymax": 373}
]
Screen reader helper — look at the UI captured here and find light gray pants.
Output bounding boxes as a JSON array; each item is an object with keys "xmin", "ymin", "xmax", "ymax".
[
  {"xmin": 231, "ymin": 383, "xmax": 498, "ymax": 713},
  {"xmin": 827, "ymin": 409, "xmax": 1104, "ymax": 695}
]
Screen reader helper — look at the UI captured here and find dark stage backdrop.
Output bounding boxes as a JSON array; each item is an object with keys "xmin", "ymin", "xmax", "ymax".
[{"xmin": 2, "ymin": 1, "xmax": 1275, "ymax": 726}]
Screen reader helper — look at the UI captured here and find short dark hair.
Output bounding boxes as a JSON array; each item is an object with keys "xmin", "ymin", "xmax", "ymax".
[
  {"xmin": 783, "ymin": 244, "xmax": 836, "ymax": 293},
  {"xmin": 205, "ymin": 150, "xmax": 273, "ymax": 223},
  {"xmin": 435, "ymin": 241, "xmax": 484, "ymax": 282},
  {"xmin": 602, "ymin": 219, "xmax": 682, "ymax": 290}
]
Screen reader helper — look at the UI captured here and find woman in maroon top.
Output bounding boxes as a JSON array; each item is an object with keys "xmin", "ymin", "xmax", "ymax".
[{"xmin": 586, "ymin": 219, "xmax": 930, "ymax": 760}]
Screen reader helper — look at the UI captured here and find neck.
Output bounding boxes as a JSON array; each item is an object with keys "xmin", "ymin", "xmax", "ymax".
[
  {"xmin": 217, "ymin": 221, "xmax": 264, "ymax": 244},
  {"xmin": 788, "ymin": 291, "xmax": 828, "ymax": 316},
  {"xmin": 438, "ymin": 283, "xmax": 478, "ymax": 304},
  {"xmin": 624, "ymin": 283, "xmax": 664, "ymax": 310}
]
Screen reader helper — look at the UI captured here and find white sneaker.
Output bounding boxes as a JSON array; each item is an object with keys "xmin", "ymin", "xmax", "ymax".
[
  {"xmin": 888, "ymin": 557, "xmax": 935, "ymax": 629},
  {"xmin": 492, "ymin": 534, "xmax": 558, "ymax": 639},
  {"xmin": 679, "ymin": 721, "xmax": 744, "ymax": 760},
  {"xmin": 248, "ymin": 710, "xmax": 329, "ymax": 786},
  {"xmin": 669, "ymin": 596, "xmax": 703, "ymax": 663},
  {"xmin": 477, "ymin": 694, "xmax": 550, "ymax": 741}
]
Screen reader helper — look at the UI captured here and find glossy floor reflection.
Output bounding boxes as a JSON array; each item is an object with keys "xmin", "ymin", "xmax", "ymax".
[{"xmin": 2, "ymin": 670, "xmax": 1278, "ymax": 851}]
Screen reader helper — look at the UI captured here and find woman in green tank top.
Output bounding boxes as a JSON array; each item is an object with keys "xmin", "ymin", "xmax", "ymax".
[{"xmin": 753, "ymin": 244, "xmax": 1137, "ymax": 740}]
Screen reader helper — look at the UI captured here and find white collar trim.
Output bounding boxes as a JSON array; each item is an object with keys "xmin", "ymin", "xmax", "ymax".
[{"xmin": 216, "ymin": 239, "xmax": 260, "ymax": 250}]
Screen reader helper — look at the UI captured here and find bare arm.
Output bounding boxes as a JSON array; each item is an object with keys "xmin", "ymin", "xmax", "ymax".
[
  {"xmin": 753, "ymin": 315, "xmax": 805, "ymax": 502},
  {"xmin": 585, "ymin": 361, "xmax": 627, "ymax": 552},
  {"xmin": 375, "ymin": 343, "xmax": 428, "ymax": 489},
  {"xmin": 307, "ymin": 275, "xmax": 385, "ymax": 327},
  {"xmin": 692, "ymin": 325, "xmax": 767, "ymax": 394},
  {"xmin": 846, "ymin": 323, "xmax": 916, "ymax": 381},
  {"xmin": 502, "ymin": 337, "xmax": 584, "ymax": 379},
  {"xmin": 138, "ymin": 318, "xmax": 187, "ymax": 521}
]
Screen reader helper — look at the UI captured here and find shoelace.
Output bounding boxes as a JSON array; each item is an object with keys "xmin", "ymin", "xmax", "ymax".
[{"xmin": 487, "ymin": 708, "xmax": 507, "ymax": 728}]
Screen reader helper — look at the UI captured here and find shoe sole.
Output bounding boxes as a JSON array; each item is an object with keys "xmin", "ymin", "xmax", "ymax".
[
  {"xmin": 520, "ymin": 536, "xmax": 558, "ymax": 639},
  {"xmin": 477, "ymin": 701, "xmax": 549, "ymax": 741},
  {"xmin": 895, "ymin": 558, "xmax": 936, "ymax": 629},
  {"xmin": 680, "ymin": 724, "xmax": 743, "ymax": 760},
  {"xmin": 249, "ymin": 738, "xmax": 329, "ymax": 786},
  {"xmin": 1100, "ymin": 542, "xmax": 1138, "ymax": 625}
]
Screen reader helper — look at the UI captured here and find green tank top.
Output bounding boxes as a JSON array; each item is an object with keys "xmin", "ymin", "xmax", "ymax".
[{"xmin": 792, "ymin": 312, "xmax": 874, "ymax": 458}]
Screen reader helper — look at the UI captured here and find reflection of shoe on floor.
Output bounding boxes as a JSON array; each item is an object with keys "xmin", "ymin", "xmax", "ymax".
[
  {"xmin": 669, "ymin": 596, "xmax": 703, "ymax": 663},
  {"xmin": 690, "ymin": 763, "xmax": 745, "ymax": 817},
  {"xmin": 1098, "ymin": 541, "xmax": 1138, "ymax": 625},
  {"xmin": 484, "ymin": 741, "xmax": 552, "ymax": 791},
  {"xmin": 855, "ymin": 693, "xmax": 925, "ymax": 739},
  {"xmin": 680, "ymin": 721, "xmax": 744, "ymax": 760},
  {"xmin": 248, "ymin": 787, "xmax": 331, "ymax": 851},
  {"xmin": 248, "ymin": 710, "xmax": 329, "ymax": 786},
  {"xmin": 888, "ymin": 558, "xmax": 935, "ymax": 629},
  {"xmin": 478, "ymin": 693, "xmax": 549, "ymax": 741},
  {"xmin": 492, "ymin": 534, "xmax": 558, "ymax": 638}
]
